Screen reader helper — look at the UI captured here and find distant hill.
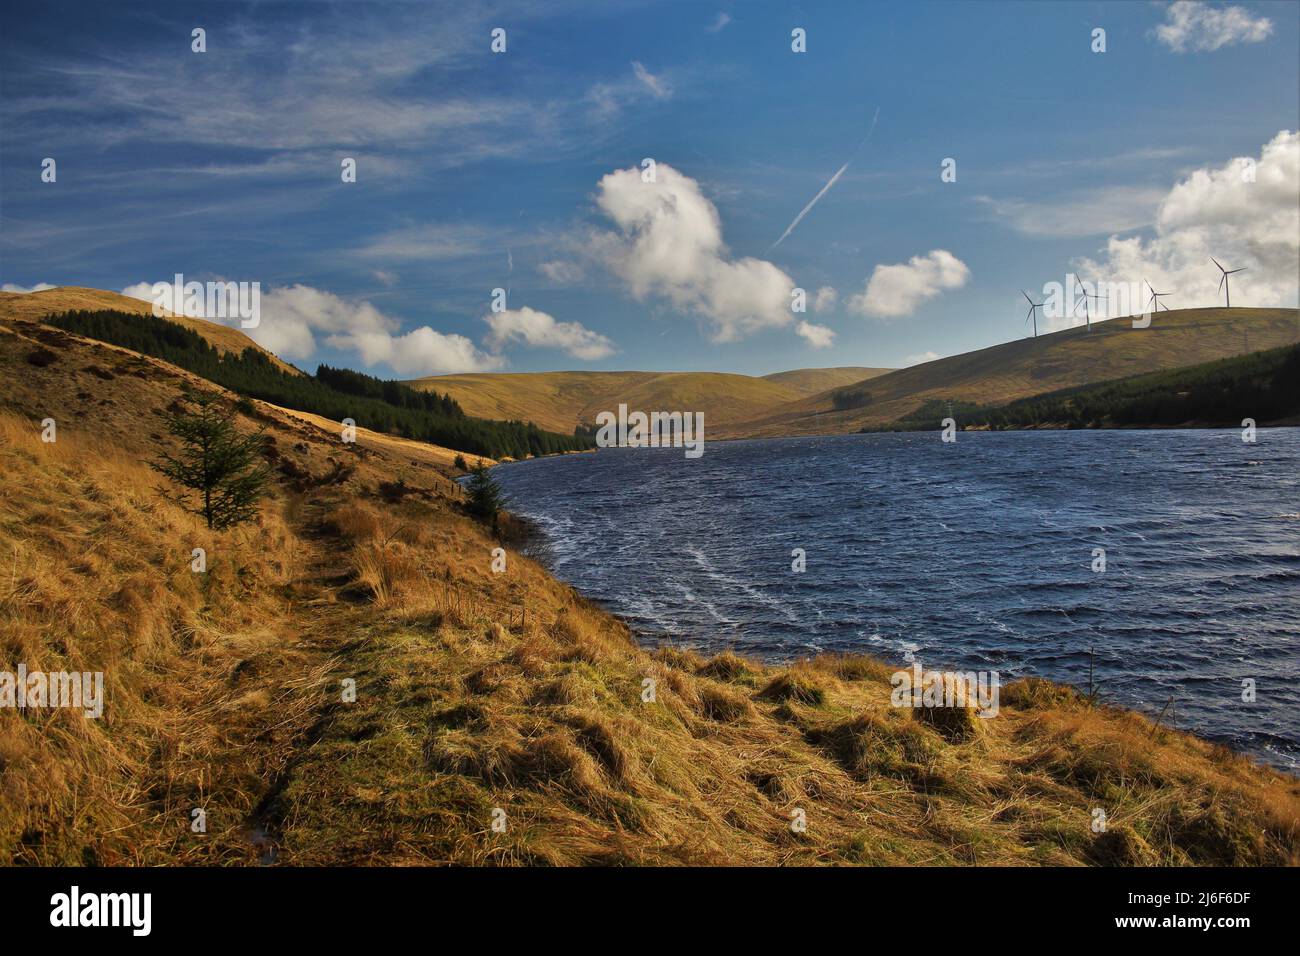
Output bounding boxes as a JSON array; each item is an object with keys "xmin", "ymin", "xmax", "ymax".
[
  {"xmin": 761, "ymin": 366, "xmax": 892, "ymax": 396},
  {"xmin": 0, "ymin": 285, "xmax": 301, "ymax": 375},
  {"xmin": 722, "ymin": 308, "xmax": 1300, "ymax": 438},
  {"xmin": 405, "ymin": 369, "xmax": 885, "ymax": 434},
  {"xmin": 892, "ymin": 343, "xmax": 1300, "ymax": 430}
]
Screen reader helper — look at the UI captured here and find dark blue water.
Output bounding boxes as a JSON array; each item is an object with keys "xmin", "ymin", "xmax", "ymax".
[{"xmin": 491, "ymin": 430, "xmax": 1300, "ymax": 771}]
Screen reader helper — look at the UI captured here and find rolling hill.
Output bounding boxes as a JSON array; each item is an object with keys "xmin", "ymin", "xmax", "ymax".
[
  {"xmin": 0, "ymin": 285, "xmax": 301, "ymax": 375},
  {"xmin": 406, "ymin": 369, "xmax": 889, "ymax": 435},
  {"xmin": 761, "ymin": 366, "xmax": 891, "ymax": 396},
  {"xmin": 721, "ymin": 308, "xmax": 1300, "ymax": 438}
]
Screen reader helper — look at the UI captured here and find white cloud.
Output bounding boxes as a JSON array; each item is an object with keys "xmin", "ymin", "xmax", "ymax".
[
  {"xmin": 631, "ymin": 61, "xmax": 672, "ymax": 100},
  {"xmin": 356, "ymin": 223, "xmax": 493, "ymax": 261},
  {"xmin": 847, "ymin": 250, "xmax": 971, "ymax": 319},
  {"xmin": 706, "ymin": 12, "xmax": 732, "ymax": 33},
  {"xmin": 588, "ymin": 162, "xmax": 797, "ymax": 343},
  {"xmin": 902, "ymin": 350, "xmax": 940, "ymax": 366},
  {"xmin": 344, "ymin": 325, "xmax": 503, "ymax": 377},
  {"xmin": 483, "ymin": 306, "xmax": 615, "ymax": 360},
  {"xmin": 1, "ymin": 282, "xmax": 55, "ymax": 293},
  {"xmin": 795, "ymin": 320, "xmax": 835, "ymax": 349},
  {"xmin": 123, "ymin": 281, "xmax": 501, "ymax": 375},
  {"xmin": 587, "ymin": 63, "xmax": 675, "ymax": 120},
  {"xmin": 1154, "ymin": 1, "xmax": 1273, "ymax": 53},
  {"xmin": 1074, "ymin": 130, "xmax": 1300, "ymax": 313},
  {"xmin": 540, "ymin": 259, "xmax": 586, "ymax": 285},
  {"xmin": 973, "ymin": 186, "xmax": 1166, "ymax": 237},
  {"xmin": 813, "ymin": 286, "xmax": 838, "ymax": 312}
]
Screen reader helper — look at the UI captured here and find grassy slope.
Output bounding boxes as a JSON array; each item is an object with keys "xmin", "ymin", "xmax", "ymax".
[
  {"xmin": 724, "ymin": 308, "xmax": 1300, "ymax": 438},
  {"xmin": 761, "ymin": 367, "xmax": 893, "ymax": 396},
  {"xmin": 406, "ymin": 369, "xmax": 891, "ymax": 435},
  {"xmin": 0, "ymin": 286, "xmax": 301, "ymax": 376},
  {"xmin": 2, "ymin": 321, "xmax": 1298, "ymax": 866}
]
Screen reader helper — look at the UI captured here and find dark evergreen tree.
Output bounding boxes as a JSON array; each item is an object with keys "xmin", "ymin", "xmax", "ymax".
[
  {"xmin": 152, "ymin": 392, "xmax": 273, "ymax": 529},
  {"xmin": 464, "ymin": 461, "xmax": 507, "ymax": 522}
]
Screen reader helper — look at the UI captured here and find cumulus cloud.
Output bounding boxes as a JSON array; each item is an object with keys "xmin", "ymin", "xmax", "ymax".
[
  {"xmin": 1074, "ymin": 130, "xmax": 1299, "ymax": 314},
  {"xmin": 812, "ymin": 286, "xmax": 838, "ymax": 313},
  {"xmin": 588, "ymin": 162, "xmax": 797, "ymax": 343},
  {"xmin": 123, "ymin": 281, "xmax": 501, "ymax": 375},
  {"xmin": 483, "ymin": 306, "xmax": 615, "ymax": 360},
  {"xmin": 795, "ymin": 320, "xmax": 835, "ymax": 349},
  {"xmin": 1, "ymin": 282, "xmax": 55, "ymax": 293},
  {"xmin": 344, "ymin": 325, "xmax": 503, "ymax": 377},
  {"xmin": 847, "ymin": 249, "xmax": 970, "ymax": 319},
  {"xmin": 1154, "ymin": 1, "xmax": 1273, "ymax": 53}
]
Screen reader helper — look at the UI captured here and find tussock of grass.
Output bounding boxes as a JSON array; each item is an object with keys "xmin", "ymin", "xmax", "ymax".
[
  {"xmin": 759, "ymin": 666, "xmax": 828, "ymax": 706},
  {"xmin": 697, "ymin": 650, "xmax": 759, "ymax": 684}
]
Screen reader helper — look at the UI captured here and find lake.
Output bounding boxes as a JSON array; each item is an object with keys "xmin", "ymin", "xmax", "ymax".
[{"xmin": 490, "ymin": 429, "xmax": 1300, "ymax": 771}]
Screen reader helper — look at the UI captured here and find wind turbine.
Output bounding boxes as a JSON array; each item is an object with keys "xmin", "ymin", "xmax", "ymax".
[
  {"xmin": 1021, "ymin": 289, "xmax": 1044, "ymax": 338},
  {"xmin": 1071, "ymin": 274, "xmax": 1102, "ymax": 332},
  {"xmin": 1211, "ymin": 257, "xmax": 1246, "ymax": 308},
  {"xmin": 1144, "ymin": 279, "xmax": 1171, "ymax": 314}
]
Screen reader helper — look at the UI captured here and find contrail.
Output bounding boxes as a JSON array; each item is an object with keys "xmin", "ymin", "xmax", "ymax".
[{"xmin": 771, "ymin": 106, "xmax": 879, "ymax": 250}]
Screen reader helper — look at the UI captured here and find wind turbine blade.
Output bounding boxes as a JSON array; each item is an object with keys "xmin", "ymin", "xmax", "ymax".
[
  {"xmin": 1229, "ymin": 268, "xmax": 1246, "ymax": 274},
  {"xmin": 1211, "ymin": 257, "xmax": 1224, "ymax": 273},
  {"xmin": 1021, "ymin": 290, "xmax": 1033, "ymax": 306},
  {"xmin": 1218, "ymin": 274, "xmax": 1226, "ymax": 292}
]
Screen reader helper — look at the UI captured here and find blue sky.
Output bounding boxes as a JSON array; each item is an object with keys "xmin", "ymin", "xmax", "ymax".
[{"xmin": 2, "ymin": 0, "xmax": 1297, "ymax": 378}]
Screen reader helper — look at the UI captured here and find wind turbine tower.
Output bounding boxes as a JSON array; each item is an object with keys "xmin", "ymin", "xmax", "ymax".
[
  {"xmin": 1211, "ymin": 257, "xmax": 1246, "ymax": 308},
  {"xmin": 1021, "ymin": 290, "xmax": 1045, "ymax": 338}
]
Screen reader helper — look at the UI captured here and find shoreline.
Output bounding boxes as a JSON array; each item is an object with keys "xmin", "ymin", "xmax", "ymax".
[{"xmin": 489, "ymin": 438, "xmax": 1298, "ymax": 778}]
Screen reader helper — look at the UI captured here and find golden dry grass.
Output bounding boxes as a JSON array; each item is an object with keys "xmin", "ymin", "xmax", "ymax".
[
  {"xmin": 1, "ymin": 320, "xmax": 1297, "ymax": 867},
  {"xmin": 406, "ymin": 370, "xmax": 834, "ymax": 434}
]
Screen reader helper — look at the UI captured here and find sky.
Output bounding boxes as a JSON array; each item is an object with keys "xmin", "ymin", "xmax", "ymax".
[{"xmin": 1, "ymin": 0, "xmax": 1297, "ymax": 379}]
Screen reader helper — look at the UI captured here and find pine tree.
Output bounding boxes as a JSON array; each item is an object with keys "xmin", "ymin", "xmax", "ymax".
[
  {"xmin": 153, "ymin": 392, "xmax": 273, "ymax": 530},
  {"xmin": 464, "ymin": 461, "xmax": 507, "ymax": 522}
]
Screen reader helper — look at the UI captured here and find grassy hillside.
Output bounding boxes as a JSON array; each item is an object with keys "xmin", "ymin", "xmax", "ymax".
[
  {"xmin": 2, "ymin": 319, "xmax": 1298, "ymax": 866},
  {"xmin": 761, "ymin": 366, "xmax": 892, "ymax": 396},
  {"xmin": 38, "ymin": 308, "xmax": 589, "ymax": 460},
  {"xmin": 405, "ymin": 370, "xmax": 805, "ymax": 434},
  {"xmin": 724, "ymin": 308, "xmax": 1300, "ymax": 438},
  {"xmin": 892, "ymin": 343, "xmax": 1300, "ymax": 431},
  {"xmin": 0, "ymin": 286, "xmax": 301, "ymax": 376},
  {"xmin": 407, "ymin": 369, "xmax": 890, "ymax": 435}
]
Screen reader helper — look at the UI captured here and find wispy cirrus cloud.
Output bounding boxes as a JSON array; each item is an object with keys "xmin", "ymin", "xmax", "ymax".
[
  {"xmin": 972, "ymin": 186, "xmax": 1167, "ymax": 238},
  {"xmin": 355, "ymin": 224, "xmax": 499, "ymax": 262},
  {"xmin": 587, "ymin": 61, "xmax": 677, "ymax": 119}
]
